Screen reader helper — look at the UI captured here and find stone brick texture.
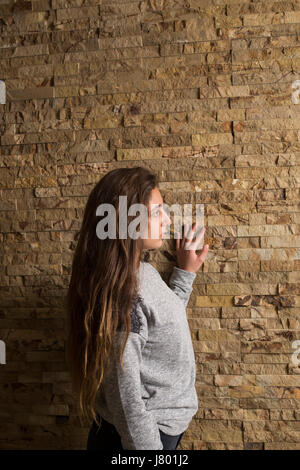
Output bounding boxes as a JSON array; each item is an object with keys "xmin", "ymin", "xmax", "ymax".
[{"xmin": 0, "ymin": 0, "xmax": 300, "ymax": 450}]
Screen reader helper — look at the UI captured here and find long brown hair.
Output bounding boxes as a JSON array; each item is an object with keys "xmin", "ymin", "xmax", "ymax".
[{"xmin": 66, "ymin": 166, "xmax": 157, "ymax": 428}]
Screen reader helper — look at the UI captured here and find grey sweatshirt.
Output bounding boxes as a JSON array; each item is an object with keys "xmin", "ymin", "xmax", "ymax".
[{"xmin": 95, "ymin": 261, "xmax": 198, "ymax": 450}]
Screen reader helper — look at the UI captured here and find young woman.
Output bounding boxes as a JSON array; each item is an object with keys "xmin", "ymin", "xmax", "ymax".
[{"xmin": 66, "ymin": 166, "xmax": 209, "ymax": 450}]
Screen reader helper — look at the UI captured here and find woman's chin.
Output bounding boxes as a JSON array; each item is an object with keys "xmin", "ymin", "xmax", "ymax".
[
  {"xmin": 142, "ymin": 238, "xmax": 163, "ymax": 250},
  {"xmin": 154, "ymin": 238, "xmax": 164, "ymax": 248}
]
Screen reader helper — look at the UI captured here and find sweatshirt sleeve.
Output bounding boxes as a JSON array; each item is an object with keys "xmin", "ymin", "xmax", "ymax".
[
  {"xmin": 168, "ymin": 266, "xmax": 197, "ymax": 308},
  {"xmin": 99, "ymin": 297, "xmax": 164, "ymax": 450}
]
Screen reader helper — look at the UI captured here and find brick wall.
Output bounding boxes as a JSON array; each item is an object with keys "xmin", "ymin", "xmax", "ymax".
[{"xmin": 0, "ymin": 0, "xmax": 300, "ymax": 450}]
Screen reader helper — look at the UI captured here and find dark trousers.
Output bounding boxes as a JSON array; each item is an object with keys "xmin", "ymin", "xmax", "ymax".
[{"xmin": 86, "ymin": 416, "xmax": 185, "ymax": 451}]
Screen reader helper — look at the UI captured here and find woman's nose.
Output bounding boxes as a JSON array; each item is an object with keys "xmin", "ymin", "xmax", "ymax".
[{"xmin": 162, "ymin": 209, "xmax": 171, "ymax": 226}]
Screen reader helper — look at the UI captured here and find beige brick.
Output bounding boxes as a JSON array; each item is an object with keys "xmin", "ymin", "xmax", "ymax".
[
  {"xmin": 116, "ymin": 147, "xmax": 163, "ymax": 161},
  {"xmin": 196, "ymin": 295, "xmax": 234, "ymax": 307},
  {"xmin": 192, "ymin": 133, "xmax": 233, "ymax": 146}
]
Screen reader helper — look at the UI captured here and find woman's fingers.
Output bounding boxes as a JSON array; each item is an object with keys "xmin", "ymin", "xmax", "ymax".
[
  {"xmin": 197, "ymin": 243, "xmax": 209, "ymax": 266},
  {"xmin": 184, "ymin": 224, "xmax": 206, "ymax": 250},
  {"xmin": 183, "ymin": 223, "xmax": 190, "ymax": 240},
  {"xmin": 176, "ymin": 224, "xmax": 206, "ymax": 251}
]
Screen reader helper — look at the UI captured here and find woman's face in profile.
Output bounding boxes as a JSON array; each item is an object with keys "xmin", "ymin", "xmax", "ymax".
[{"xmin": 142, "ymin": 187, "xmax": 171, "ymax": 250}]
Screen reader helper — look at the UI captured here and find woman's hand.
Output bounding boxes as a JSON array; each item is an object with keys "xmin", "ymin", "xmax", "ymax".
[{"xmin": 175, "ymin": 223, "xmax": 209, "ymax": 274}]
